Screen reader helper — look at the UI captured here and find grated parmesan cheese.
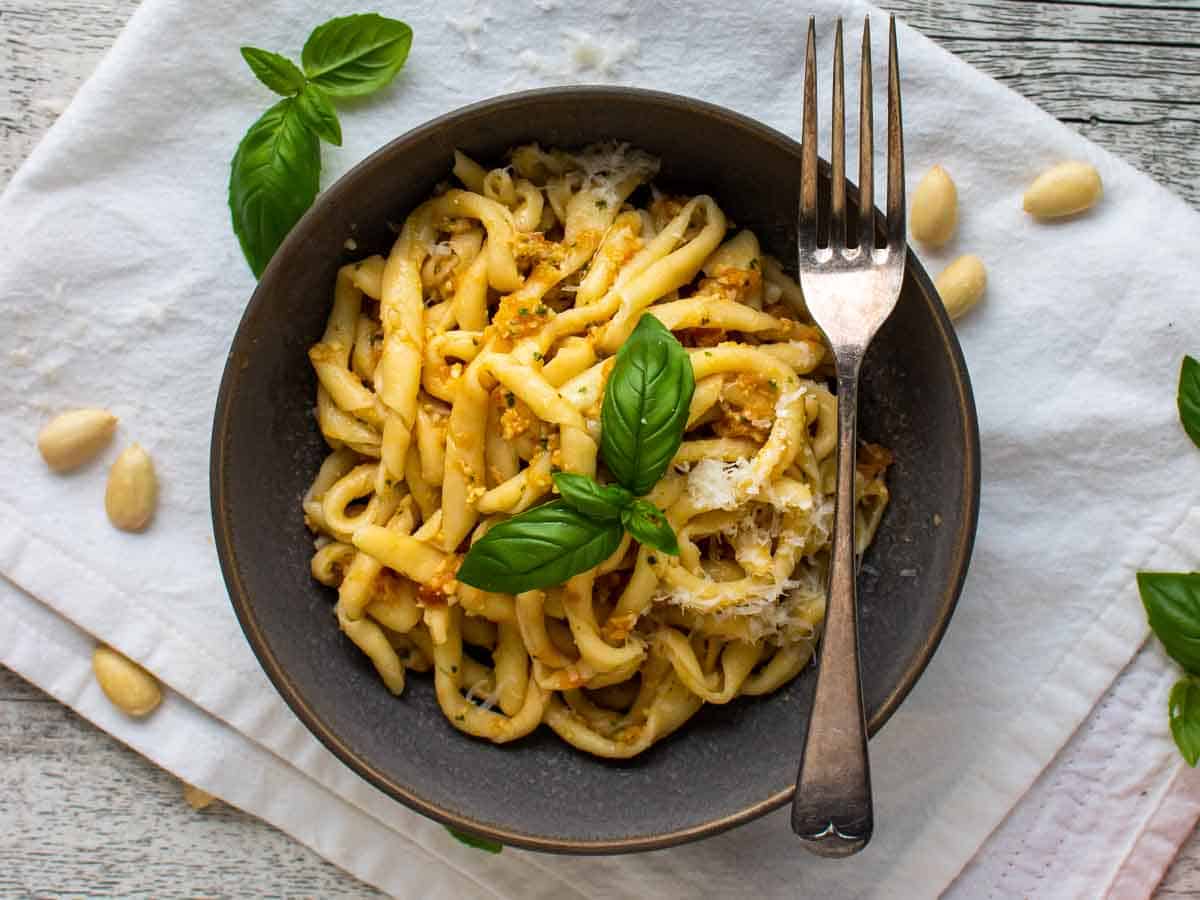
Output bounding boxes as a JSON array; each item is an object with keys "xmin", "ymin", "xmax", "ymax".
[{"xmin": 446, "ymin": 5, "xmax": 490, "ymax": 56}]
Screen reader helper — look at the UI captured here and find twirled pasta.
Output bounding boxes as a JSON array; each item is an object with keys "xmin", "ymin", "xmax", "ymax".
[{"xmin": 302, "ymin": 144, "xmax": 892, "ymax": 758}]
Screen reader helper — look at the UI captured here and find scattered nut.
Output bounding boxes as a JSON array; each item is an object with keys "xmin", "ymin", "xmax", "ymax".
[
  {"xmin": 37, "ymin": 409, "xmax": 117, "ymax": 472},
  {"xmin": 910, "ymin": 165, "xmax": 958, "ymax": 247},
  {"xmin": 1023, "ymin": 161, "xmax": 1102, "ymax": 219},
  {"xmin": 183, "ymin": 782, "xmax": 216, "ymax": 810},
  {"xmin": 935, "ymin": 255, "xmax": 987, "ymax": 320},
  {"xmin": 92, "ymin": 645, "xmax": 162, "ymax": 717},
  {"xmin": 105, "ymin": 443, "xmax": 158, "ymax": 532}
]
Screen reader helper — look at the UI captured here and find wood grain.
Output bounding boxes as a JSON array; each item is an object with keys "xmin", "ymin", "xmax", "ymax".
[
  {"xmin": 1, "ymin": 0, "xmax": 1199, "ymax": 896},
  {"xmin": 0, "ymin": 667, "xmax": 381, "ymax": 898}
]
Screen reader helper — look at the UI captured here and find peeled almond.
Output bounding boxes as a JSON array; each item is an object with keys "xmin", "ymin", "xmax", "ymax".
[
  {"xmin": 935, "ymin": 255, "xmax": 987, "ymax": 320},
  {"xmin": 1023, "ymin": 161, "xmax": 1102, "ymax": 219},
  {"xmin": 183, "ymin": 783, "xmax": 216, "ymax": 810},
  {"xmin": 105, "ymin": 443, "xmax": 158, "ymax": 532},
  {"xmin": 37, "ymin": 409, "xmax": 117, "ymax": 472},
  {"xmin": 92, "ymin": 645, "xmax": 162, "ymax": 717},
  {"xmin": 910, "ymin": 165, "xmax": 958, "ymax": 247}
]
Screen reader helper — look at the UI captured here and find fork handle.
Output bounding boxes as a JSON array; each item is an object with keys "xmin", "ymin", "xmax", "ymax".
[{"xmin": 792, "ymin": 353, "xmax": 873, "ymax": 857}]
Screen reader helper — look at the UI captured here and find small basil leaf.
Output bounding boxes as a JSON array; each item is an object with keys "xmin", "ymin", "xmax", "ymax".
[
  {"xmin": 1170, "ymin": 677, "xmax": 1200, "ymax": 766},
  {"xmin": 1179, "ymin": 356, "xmax": 1200, "ymax": 449},
  {"xmin": 621, "ymin": 499, "xmax": 680, "ymax": 556},
  {"xmin": 456, "ymin": 500, "xmax": 624, "ymax": 594},
  {"xmin": 301, "ymin": 14, "xmax": 413, "ymax": 97},
  {"xmin": 600, "ymin": 314, "xmax": 696, "ymax": 496},
  {"xmin": 295, "ymin": 84, "xmax": 342, "ymax": 146},
  {"xmin": 1139, "ymin": 572, "xmax": 1200, "ymax": 674},
  {"xmin": 229, "ymin": 98, "xmax": 321, "ymax": 277},
  {"xmin": 240, "ymin": 47, "xmax": 307, "ymax": 95},
  {"xmin": 552, "ymin": 472, "xmax": 632, "ymax": 521},
  {"xmin": 445, "ymin": 826, "xmax": 503, "ymax": 854}
]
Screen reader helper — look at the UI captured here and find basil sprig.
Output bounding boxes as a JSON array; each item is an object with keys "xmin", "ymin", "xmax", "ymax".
[
  {"xmin": 229, "ymin": 100, "xmax": 320, "ymax": 280},
  {"xmin": 457, "ymin": 315, "xmax": 695, "ymax": 593},
  {"xmin": 239, "ymin": 48, "xmax": 307, "ymax": 95},
  {"xmin": 230, "ymin": 14, "xmax": 412, "ymax": 277},
  {"xmin": 302, "ymin": 14, "xmax": 414, "ymax": 97},
  {"xmin": 1139, "ymin": 354, "xmax": 1200, "ymax": 765},
  {"xmin": 445, "ymin": 827, "xmax": 503, "ymax": 854},
  {"xmin": 622, "ymin": 499, "xmax": 680, "ymax": 557}
]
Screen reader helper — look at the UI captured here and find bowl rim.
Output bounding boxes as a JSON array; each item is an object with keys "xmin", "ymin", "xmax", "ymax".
[{"xmin": 211, "ymin": 84, "xmax": 981, "ymax": 855}]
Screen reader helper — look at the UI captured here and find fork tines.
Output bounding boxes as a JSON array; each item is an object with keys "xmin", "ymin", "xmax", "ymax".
[{"xmin": 800, "ymin": 16, "xmax": 905, "ymax": 258}]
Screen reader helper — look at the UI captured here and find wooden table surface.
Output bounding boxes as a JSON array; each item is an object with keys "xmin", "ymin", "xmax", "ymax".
[{"xmin": 2, "ymin": 1, "xmax": 1199, "ymax": 896}]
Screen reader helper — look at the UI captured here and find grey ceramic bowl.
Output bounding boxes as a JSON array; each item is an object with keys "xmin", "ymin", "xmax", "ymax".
[{"xmin": 211, "ymin": 87, "xmax": 979, "ymax": 854}]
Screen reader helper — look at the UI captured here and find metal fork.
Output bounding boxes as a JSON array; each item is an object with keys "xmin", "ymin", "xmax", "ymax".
[{"xmin": 789, "ymin": 16, "xmax": 905, "ymax": 858}]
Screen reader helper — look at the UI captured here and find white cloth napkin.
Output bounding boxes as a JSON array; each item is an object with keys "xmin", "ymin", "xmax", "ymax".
[{"xmin": 3, "ymin": 0, "xmax": 1200, "ymax": 897}]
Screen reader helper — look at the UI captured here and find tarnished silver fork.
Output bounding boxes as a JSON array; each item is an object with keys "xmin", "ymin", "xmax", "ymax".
[{"xmin": 789, "ymin": 16, "xmax": 905, "ymax": 858}]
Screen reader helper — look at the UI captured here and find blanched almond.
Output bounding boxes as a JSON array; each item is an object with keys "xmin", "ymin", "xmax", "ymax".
[
  {"xmin": 935, "ymin": 255, "xmax": 987, "ymax": 320},
  {"xmin": 1023, "ymin": 161, "xmax": 1102, "ymax": 219},
  {"xmin": 105, "ymin": 443, "xmax": 158, "ymax": 532},
  {"xmin": 92, "ymin": 645, "xmax": 162, "ymax": 717},
  {"xmin": 183, "ymin": 783, "xmax": 216, "ymax": 810},
  {"xmin": 910, "ymin": 165, "xmax": 958, "ymax": 247},
  {"xmin": 37, "ymin": 409, "xmax": 117, "ymax": 472}
]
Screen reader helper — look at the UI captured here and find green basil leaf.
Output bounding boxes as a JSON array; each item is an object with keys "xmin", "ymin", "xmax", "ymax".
[
  {"xmin": 621, "ymin": 499, "xmax": 680, "ymax": 556},
  {"xmin": 229, "ymin": 98, "xmax": 321, "ymax": 278},
  {"xmin": 1170, "ymin": 677, "xmax": 1200, "ymax": 766},
  {"xmin": 1139, "ymin": 572, "xmax": 1200, "ymax": 674},
  {"xmin": 552, "ymin": 472, "xmax": 632, "ymax": 521},
  {"xmin": 456, "ymin": 500, "xmax": 623, "ymax": 594},
  {"xmin": 301, "ymin": 14, "xmax": 413, "ymax": 97},
  {"xmin": 1179, "ymin": 356, "xmax": 1200, "ymax": 449},
  {"xmin": 445, "ymin": 826, "xmax": 503, "ymax": 854},
  {"xmin": 600, "ymin": 314, "xmax": 696, "ymax": 496},
  {"xmin": 295, "ymin": 84, "xmax": 342, "ymax": 146},
  {"xmin": 239, "ymin": 47, "xmax": 307, "ymax": 95}
]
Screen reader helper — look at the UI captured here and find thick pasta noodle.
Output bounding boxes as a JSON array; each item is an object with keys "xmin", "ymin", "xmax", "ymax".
[{"xmin": 303, "ymin": 143, "xmax": 892, "ymax": 758}]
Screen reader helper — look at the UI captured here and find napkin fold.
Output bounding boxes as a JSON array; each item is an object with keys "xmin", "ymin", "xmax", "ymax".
[{"xmin": 3, "ymin": 1, "xmax": 1200, "ymax": 897}]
